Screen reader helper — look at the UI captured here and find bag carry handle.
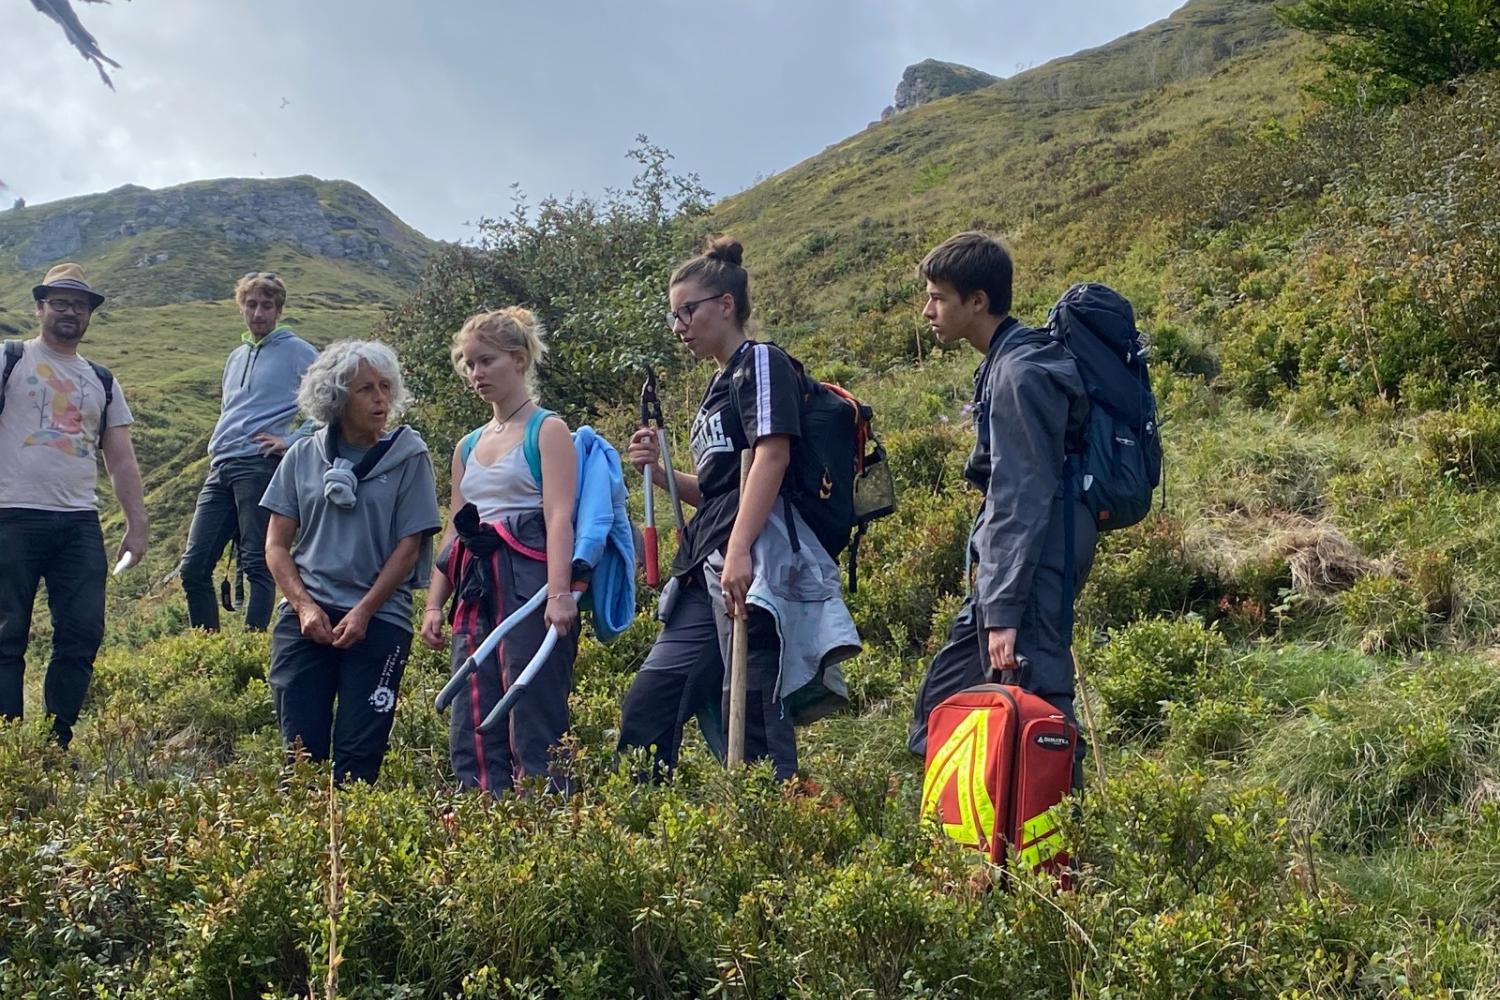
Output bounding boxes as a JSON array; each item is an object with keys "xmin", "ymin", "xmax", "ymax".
[{"xmin": 996, "ymin": 654, "xmax": 1033, "ymax": 688}]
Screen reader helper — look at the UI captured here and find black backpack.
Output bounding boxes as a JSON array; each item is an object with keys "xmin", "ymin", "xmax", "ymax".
[
  {"xmin": 0, "ymin": 340, "xmax": 115, "ymax": 449},
  {"xmin": 1046, "ymin": 284, "xmax": 1161, "ymax": 531},
  {"xmin": 772, "ymin": 346, "xmax": 897, "ymax": 592}
]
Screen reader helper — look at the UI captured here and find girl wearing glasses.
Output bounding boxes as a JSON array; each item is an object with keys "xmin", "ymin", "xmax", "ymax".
[{"xmin": 618, "ymin": 237, "xmax": 859, "ymax": 782}]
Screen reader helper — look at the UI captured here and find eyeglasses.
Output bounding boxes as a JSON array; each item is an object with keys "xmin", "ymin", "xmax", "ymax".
[
  {"xmin": 45, "ymin": 298, "xmax": 91, "ymax": 314},
  {"xmin": 666, "ymin": 294, "xmax": 726, "ymax": 329}
]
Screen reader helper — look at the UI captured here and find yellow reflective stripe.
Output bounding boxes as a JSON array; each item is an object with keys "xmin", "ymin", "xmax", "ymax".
[
  {"xmin": 1022, "ymin": 810, "xmax": 1058, "ymax": 845},
  {"xmin": 921, "ymin": 710, "xmax": 997, "ymax": 849},
  {"xmin": 1018, "ymin": 808, "xmax": 1063, "ymax": 869}
]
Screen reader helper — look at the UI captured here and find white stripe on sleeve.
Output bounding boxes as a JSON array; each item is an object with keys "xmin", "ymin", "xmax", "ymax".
[{"xmin": 753, "ymin": 344, "xmax": 771, "ymax": 439}]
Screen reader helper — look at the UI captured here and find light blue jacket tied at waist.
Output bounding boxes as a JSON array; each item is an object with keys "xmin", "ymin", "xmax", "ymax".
[{"xmin": 208, "ymin": 327, "xmax": 320, "ymax": 464}]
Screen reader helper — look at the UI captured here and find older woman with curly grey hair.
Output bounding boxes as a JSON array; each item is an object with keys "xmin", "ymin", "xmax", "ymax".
[{"xmin": 260, "ymin": 340, "xmax": 441, "ymax": 783}]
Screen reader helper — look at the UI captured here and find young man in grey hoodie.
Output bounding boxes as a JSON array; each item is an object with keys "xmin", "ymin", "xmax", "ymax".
[
  {"xmin": 178, "ymin": 272, "xmax": 318, "ymax": 631},
  {"xmin": 908, "ymin": 233, "xmax": 1097, "ymax": 777}
]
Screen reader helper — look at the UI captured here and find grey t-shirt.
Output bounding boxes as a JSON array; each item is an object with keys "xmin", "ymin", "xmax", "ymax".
[
  {"xmin": 261, "ymin": 428, "xmax": 442, "ymax": 632},
  {"xmin": 0, "ymin": 338, "xmax": 135, "ymax": 511}
]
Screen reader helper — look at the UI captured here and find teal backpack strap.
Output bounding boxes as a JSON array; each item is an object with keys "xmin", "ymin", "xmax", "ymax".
[
  {"xmin": 523, "ymin": 408, "xmax": 554, "ymax": 486},
  {"xmin": 459, "ymin": 427, "xmax": 484, "ymax": 466}
]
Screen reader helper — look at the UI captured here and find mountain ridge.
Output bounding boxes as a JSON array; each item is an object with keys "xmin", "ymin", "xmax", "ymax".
[{"xmin": 0, "ymin": 175, "xmax": 435, "ymax": 312}]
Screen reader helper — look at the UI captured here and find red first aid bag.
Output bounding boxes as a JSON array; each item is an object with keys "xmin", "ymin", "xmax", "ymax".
[{"xmin": 921, "ymin": 681, "xmax": 1076, "ymax": 882}]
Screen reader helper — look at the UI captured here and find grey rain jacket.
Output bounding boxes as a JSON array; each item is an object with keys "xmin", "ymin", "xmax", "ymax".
[{"xmin": 967, "ymin": 317, "xmax": 1091, "ymax": 631}]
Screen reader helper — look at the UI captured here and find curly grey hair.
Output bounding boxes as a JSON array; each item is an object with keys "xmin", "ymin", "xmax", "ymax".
[{"xmin": 296, "ymin": 340, "xmax": 413, "ymax": 426}]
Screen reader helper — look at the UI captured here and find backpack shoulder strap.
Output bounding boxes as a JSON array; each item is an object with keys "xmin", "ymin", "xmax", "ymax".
[
  {"xmin": 523, "ymin": 408, "xmax": 555, "ymax": 486},
  {"xmin": 88, "ymin": 360, "xmax": 114, "ymax": 445},
  {"xmin": 459, "ymin": 426, "xmax": 484, "ymax": 467},
  {"xmin": 0, "ymin": 341, "xmax": 22, "ymax": 414}
]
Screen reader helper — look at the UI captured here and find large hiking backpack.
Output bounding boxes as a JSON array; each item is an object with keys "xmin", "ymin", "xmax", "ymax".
[
  {"xmin": 1047, "ymin": 284, "xmax": 1161, "ymax": 532},
  {"xmin": 769, "ymin": 347, "xmax": 897, "ymax": 592},
  {"xmin": 1, "ymin": 339, "xmax": 115, "ymax": 450}
]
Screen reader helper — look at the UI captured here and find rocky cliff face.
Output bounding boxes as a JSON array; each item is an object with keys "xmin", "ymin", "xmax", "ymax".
[
  {"xmin": 0, "ymin": 176, "xmax": 434, "ymax": 306},
  {"xmin": 882, "ymin": 59, "xmax": 1000, "ymax": 119},
  {"xmin": 877, "ymin": 0, "xmax": 1286, "ymax": 120}
]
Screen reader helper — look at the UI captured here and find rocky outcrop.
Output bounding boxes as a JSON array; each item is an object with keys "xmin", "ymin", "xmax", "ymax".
[
  {"xmin": 0, "ymin": 176, "xmax": 434, "ymax": 306},
  {"xmin": 882, "ymin": 60, "xmax": 999, "ymax": 120}
]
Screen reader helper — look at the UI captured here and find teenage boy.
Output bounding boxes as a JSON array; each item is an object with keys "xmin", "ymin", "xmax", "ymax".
[
  {"xmin": 908, "ymin": 232, "xmax": 1097, "ymax": 769},
  {"xmin": 178, "ymin": 271, "xmax": 317, "ymax": 631}
]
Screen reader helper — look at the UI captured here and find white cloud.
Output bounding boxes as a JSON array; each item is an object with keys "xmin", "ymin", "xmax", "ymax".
[{"xmin": 0, "ymin": 0, "xmax": 1187, "ymax": 239}]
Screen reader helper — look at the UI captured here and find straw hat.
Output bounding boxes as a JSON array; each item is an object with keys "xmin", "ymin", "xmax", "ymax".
[{"xmin": 31, "ymin": 263, "xmax": 105, "ymax": 310}]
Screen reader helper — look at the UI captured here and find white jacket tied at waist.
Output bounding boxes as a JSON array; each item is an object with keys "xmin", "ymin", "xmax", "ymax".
[{"xmin": 659, "ymin": 499, "xmax": 860, "ymax": 725}]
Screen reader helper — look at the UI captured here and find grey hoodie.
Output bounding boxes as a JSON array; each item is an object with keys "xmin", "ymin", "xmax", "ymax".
[{"xmin": 208, "ymin": 327, "xmax": 320, "ymax": 464}]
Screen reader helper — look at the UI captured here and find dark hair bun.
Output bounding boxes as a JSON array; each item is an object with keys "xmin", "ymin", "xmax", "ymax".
[{"xmin": 703, "ymin": 236, "xmax": 744, "ymax": 268}]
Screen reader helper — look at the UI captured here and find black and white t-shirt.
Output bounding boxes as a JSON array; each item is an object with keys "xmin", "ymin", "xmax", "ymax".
[{"xmin": 672, "ymin": 340, "xmax": 802, "ymax": 578}]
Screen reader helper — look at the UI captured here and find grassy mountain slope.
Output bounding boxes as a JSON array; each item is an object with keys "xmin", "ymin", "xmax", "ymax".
[{"xmin": 712, "ymin": 0, "xmax": 1309, "ymax": 367}]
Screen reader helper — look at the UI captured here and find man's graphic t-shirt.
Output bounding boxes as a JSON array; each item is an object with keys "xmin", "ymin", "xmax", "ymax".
[
  {"xmin": 671, "ymin": 340, "xmax": 802, "ymax": 579},
  {"xmin": 0, "ymin": 338, "xmax": 133, "ymax": 512}
]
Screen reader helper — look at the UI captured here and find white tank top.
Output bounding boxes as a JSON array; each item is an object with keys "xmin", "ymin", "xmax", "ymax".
[{"xmin": 461, "ymin": 443, "xmax": 541, "ymax": 522}]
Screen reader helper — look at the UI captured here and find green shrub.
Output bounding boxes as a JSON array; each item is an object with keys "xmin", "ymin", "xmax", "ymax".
[
  {"xmin": 1077, "ymin": 518, "xmax": 1206, "ymax": 633},
  {"xmin": 1278, "ymin": 0, "xmax": 1500, "ymax": 105},
  {"xmin": 1417, "ymin": 401, "xmax": 1500, "ymax": 489},
  {"xmin": 1087, "ymin": 616, "xmax": 1228, "ymax": 740},
  {"xmin": 1339, "ymin": 574, "xmax": 1430, "ymax": 653},
  {"xmin": 85, "ymin": 630, "xmax": 275, "ymax": 772},
  {"xmin": 1165, "ymin": 692, "xmax": 1273, "ymax": 760},
  {"xmin": 1239, "ymin": 644, "xmax": 1378, "ymax": 708},
  {"xmin": 849, "ymin": 489, "xmax": 972, "ymax": 652},
  {"xmin": 0, "ymin": 718, "xmax": 66, "ymax": 821},
  {"xmin": 882, "ymin": 423, "xmax": 969, "ymax": 496}
]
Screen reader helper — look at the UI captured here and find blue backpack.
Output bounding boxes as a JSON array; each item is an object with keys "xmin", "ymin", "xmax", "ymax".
[
  {"xmin": 1048, "ymin": 284, "xmax": 1161, "ymax": 532},
  {"xmin": 459, "ymin": 409, "xmax": 552, "ymax": 483}
]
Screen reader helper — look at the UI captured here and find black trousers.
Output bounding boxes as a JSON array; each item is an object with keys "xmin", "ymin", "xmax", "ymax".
[
  {"xmin": 618, "ymin": 575, "xmax": 797, "ymax": 781},
  {"xmin": 0, "ymin": 509, "xmax": 106, "ymax": 747},
  {"xmin": 910, "ymin": 498, "xmax": 1097, "ymax": 762},
  {"xmin": 269, "ymin": 605, "xmax": 411, "ymax": 784},
  {"xmin": 180, "ymin": 456, "xmax": 279, "ymax": 631}
]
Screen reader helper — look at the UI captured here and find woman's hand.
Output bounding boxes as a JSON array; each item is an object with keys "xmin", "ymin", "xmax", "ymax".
[
  {"xmin": 626, "ymin": 427, "xmax": 660, "ymax": 481},
  {"xmin": 544, "ymin": 593, "xmax": 579, "ymax": 634},
  {"xmin": 331, "ymin": 606, "xmax": 373, "ymax": 649},
  {"xmin": 420, "ymin": 607, "xmax": 447, "ymax": 650},
  {"xmin": 719, "ymin": 544, "xmax": 753, "ymax": 619},
  {"xmin": 297, "ymin": 601, "xmax": 335, "ymax": 645}
]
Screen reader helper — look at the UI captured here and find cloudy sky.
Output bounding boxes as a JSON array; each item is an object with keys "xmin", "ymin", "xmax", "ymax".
[{"xmin": 1, "ymin": 0, "xmax": 1184, "ymax": 241}]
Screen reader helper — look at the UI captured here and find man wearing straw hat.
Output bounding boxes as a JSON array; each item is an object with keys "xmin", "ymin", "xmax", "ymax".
[{"xmin": 0, "ymin": 262, "xmax": 148, "ymax": 747}]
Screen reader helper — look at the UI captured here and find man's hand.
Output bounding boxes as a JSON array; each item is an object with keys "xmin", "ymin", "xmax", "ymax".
[
  {"xmin": 297, "ymin": 601, "xmax": 335, "ymax": 645},
  {"xmin": 986, "ymin": 627, "xmax": 1018, "ymax": 677},
  {"xmin": 331, "ymin": 606, "xmax": 372, "ymax": 649},
  {"xmin": 252, "ymin": 432, "xmax": 289, "ymax": 457},
  {"xmin": 115, "ymin": 523, "xmax": 148, "ymax": 566}
]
